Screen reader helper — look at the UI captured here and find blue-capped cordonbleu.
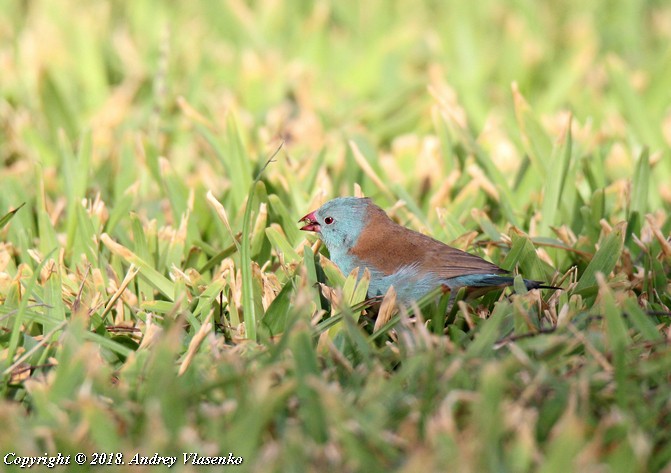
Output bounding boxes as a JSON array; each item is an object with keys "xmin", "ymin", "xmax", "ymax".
[{"xmin": 299, "ymin": 197, "xmax": 552, "ymax": 302}]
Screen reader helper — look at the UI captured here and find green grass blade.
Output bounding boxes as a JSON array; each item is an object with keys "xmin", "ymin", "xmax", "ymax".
[
  {"xmin": 268, "ymin": 194, "xmax": 302, "ymax": 246},
  {"xmin": 630, "ymin": 148, "xmax": 650, "ymax": 217},
  {"xmin": 265, "ymin": 226, "xmax": 300, "ymax": 263},
  {"xmin": 5, "ymin": 251, "xmax": 56, "ymax": 371},
  {"xmin": 540, "ymin": 116, "xmax": 573, "ymax": 235},
  {"xmin": 513, "ymin": 83, "xmax": 552, "ymax": 177},
  {"xmin": 575, "ymin": 223, "xmax": 626, "ymax": 294},
  {"xmin": 0, "ymin": 203, "xmax": 25, "ymax": 230},
  {"xmin": 62, "ymin": 131, "xmax": 92, "ymax": 253},
  {"xmin": 261, "ymin": 278, "xmax": 295, "ymax": 335},
  {"xmin": 502, "ymin": 233, "xmax": 552, "ymax": 282},
  {"xmin": 239, "ymin": 147, "xmax": 282, "ymax": 341},
  {"xmin": 466, "ymin": 301, "xmax": 508, "ymax": 358},
  {"xmin": 101, "ymin": 233, "xmax": 175, "ymax": 300}
]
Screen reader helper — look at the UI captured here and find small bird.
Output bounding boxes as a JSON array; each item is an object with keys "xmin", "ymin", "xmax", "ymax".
[{"xmin": 299, "ymin": 197, "xmax": 552, "ymax": 302}]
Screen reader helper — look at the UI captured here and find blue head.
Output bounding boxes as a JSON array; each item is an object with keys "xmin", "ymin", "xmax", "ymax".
[{"xmin": 299, "ymin": 197, "xmax": 371, "ymax": 253}]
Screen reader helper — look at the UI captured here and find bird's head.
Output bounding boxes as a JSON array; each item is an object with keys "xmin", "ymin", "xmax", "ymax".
[{"xmin": 299, "ymin": 197, "xmax": 371, "ymax": 251}]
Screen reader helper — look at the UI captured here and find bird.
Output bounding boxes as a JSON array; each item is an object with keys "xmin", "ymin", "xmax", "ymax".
[{"xmin": 299, "ymin": 197, "xmax": 554, "ymax": 303}]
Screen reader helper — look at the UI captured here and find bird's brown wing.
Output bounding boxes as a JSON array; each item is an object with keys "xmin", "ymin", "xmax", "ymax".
[
  {"xmin": 416, "ymin": 231, "xmax": 507, "ymax": 278},
  {"xmin": 350, "ymin": 205, "xmax": 506, "ymax": 279}
]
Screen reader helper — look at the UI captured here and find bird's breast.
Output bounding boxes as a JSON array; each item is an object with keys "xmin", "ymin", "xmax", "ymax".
[{"xmin": 329, "ymin": 247, "xmax": 361, "ymax": 276}]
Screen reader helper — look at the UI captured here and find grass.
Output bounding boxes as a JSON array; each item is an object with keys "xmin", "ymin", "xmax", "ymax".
[{"xmin": 1, "ymin": 0, "xmax": 671, "ymax": 471}]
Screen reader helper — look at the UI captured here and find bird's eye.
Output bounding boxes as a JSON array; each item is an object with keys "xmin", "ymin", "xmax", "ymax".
[{"xmin": 324, "ymin": 217, "xmax": 334, "ymax": 225}]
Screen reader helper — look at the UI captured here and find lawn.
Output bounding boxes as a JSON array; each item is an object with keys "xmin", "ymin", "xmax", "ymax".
[{"xmin": 1, "ymin": 0, "xmax": 670, "ymax": 471}]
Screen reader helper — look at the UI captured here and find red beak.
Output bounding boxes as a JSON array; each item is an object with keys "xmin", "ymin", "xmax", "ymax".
[{"xmin": 299, "ymin": 211, "xmax": 320, "ymax": 232}]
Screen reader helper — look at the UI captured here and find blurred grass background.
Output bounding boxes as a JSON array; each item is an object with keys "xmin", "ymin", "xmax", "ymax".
[{"xmin": 1, "ymin": 0, "xmax": 671, "ymax": 471}]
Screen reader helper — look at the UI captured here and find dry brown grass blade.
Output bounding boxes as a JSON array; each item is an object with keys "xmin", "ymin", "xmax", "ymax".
[
  {"xmin": 374, "ymin": 286, "xmax": 398, "ymax": 332},
  {"xmin": 3, "ymin": 320, "xmax": 67, "ymax": 376},
  {"xmin": 349, "ymin": 140, "xmax": 394, "ymax": 200},
  {"xmin": 100, "ymin": 264, "xmax": 140, "ymax": 320},
  {"xmin": 178, "ymin": 312, "xmax": 213, "ymax": 376}
]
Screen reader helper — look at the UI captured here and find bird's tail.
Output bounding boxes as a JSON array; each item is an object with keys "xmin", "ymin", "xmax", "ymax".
[
  {"xmin": 523, "ymin": 279, "xmax": 562, "ymax": 290},
  {"xmin": 455, "ymin": 274, "xmax": 561, "ymax": 291}
]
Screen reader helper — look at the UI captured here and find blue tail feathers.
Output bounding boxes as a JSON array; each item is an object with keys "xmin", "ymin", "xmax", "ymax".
[{"xmin": 446, "ymin": 274, "xmax": 559, "ymax": 291}]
